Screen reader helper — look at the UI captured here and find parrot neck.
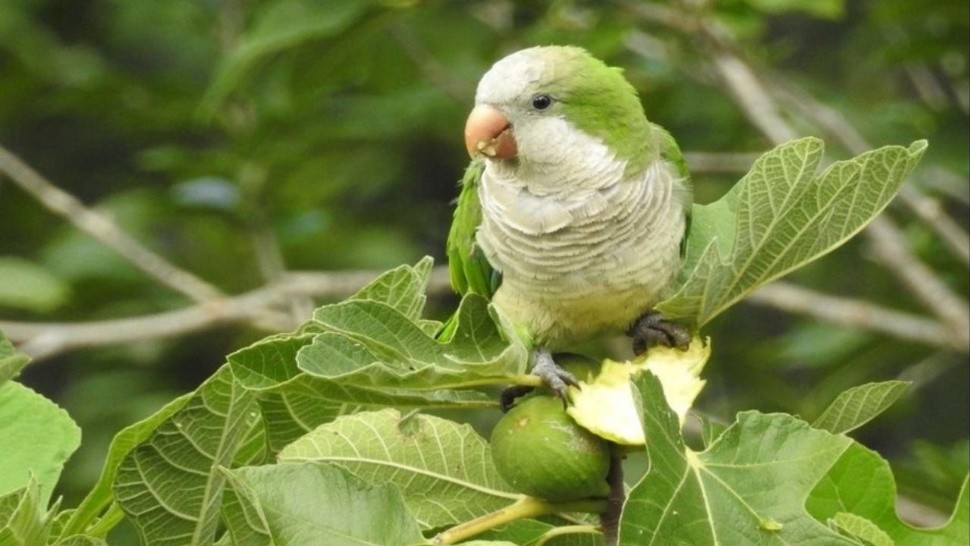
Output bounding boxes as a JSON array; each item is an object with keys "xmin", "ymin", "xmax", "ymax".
[{"xmin": 485, "ymin": 116, "xmax": 646, "ymax": 196}]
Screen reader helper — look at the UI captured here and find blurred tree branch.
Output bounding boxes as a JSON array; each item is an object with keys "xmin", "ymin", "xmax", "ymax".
[
  {"xmin": 0, "ymin": 267, "xmax": 452, "ymax": 361},
  {"xmin": 746, "ymin": 282, "xmax": 963, "ymax": 351},
  {"xmin": 0, "ymin": 145, "xmax": 225, "ymax": 303},
  {"xmin": 682, "ymin": 152, "xmax": 760, "ymax": 174}
]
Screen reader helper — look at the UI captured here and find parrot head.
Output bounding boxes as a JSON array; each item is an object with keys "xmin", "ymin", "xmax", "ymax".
[{"xmin": 464, "ymin": 46, "xmax": 653, "ymax": 174}]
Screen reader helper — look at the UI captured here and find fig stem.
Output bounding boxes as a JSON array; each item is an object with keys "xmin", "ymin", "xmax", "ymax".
[
  {"xmin": 431, "ymin": 495, "xmax": 607, "ymax": 544},
  {"xmin": 600, "ymin": 445, "xmax": 626, "ymax": 546}
]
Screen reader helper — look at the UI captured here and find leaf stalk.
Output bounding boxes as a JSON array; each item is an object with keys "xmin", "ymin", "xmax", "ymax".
[{"xmin": 431, "ymin": 495, "xmax": 607, "ymax": 544}]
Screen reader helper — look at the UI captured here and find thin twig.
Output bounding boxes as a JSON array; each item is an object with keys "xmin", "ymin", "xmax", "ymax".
[
  {"xmin": 745, "ymin": 282, "xmax": 967, "ymax": 353},
  {"xmin": 896, "ymin": 186, "xmax": 970, "ymax": 265},
  {"xmin": 683, "ymin": 151, "xmax": 760, "ymax": 174},
  {"xmin": 0, "ymin": 144, "xmax": 224, "ymax": 303},
  {"xmin": 709, "ymin": 53, "xmax": 799, "ymax": 145},
  {"xmin": 390, "ymin": 23, "xmax": 473, "ymax": 103},
  {"xmin": 1, "ymin": 267, "xmax": 453, "ymax": 361},
  {"xmin": 768, "ymin": 79, "xmax": 871, "ymax": 153}
]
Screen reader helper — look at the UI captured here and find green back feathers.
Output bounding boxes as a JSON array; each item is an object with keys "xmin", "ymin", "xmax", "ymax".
[
  {"xmin": 545, "ymin": 47, "xmax": 656, "ymax": 175},
  {"xmin": 652, "ymin": 122, "xmax": 693, "ymax": 256}
]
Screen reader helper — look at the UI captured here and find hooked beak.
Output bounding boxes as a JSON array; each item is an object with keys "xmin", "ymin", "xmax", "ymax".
[{"xmin": 464, "ymin": 104, "xmax": 517, "ymax": 159}]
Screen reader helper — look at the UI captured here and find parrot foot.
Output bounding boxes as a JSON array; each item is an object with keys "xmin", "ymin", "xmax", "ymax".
[
  {"xmin": 628, "ymin": 311, "xmax": 691, "ymax": 355},
  {"xmin": 499, "ymin": 350, "xmax": 581, "ymax": 411},
  {"xmin": 532, "ymin": 348, "xmax": 579, "ymax": 407}
]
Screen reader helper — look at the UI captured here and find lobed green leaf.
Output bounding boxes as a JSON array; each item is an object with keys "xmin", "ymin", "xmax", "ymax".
[
  {"xmin": 222, "ymin": 463, "xmax": 425, "ymax": 546},
  {"xmin": 621, "ymin": 372, "xmax": 857, "ymax": 545},
  {"xmin": 658, "ymin": 138, "xmax": 927, "ymax": 326},
  {"xmin": 349, "ymin": 256, "xmax": 435, "ymax": 320},
  {"xmin": 0, "ymin": 479, "xmax": 50, "ymax": 546},
  {"xmin": 59, "ymin": 394, "xmax": 192, "ymax": 539},
  {"xmin": 112, "ymin": 368, "xmax": 262, "ymax": 546},
  {"xmin": 298, "ymin": 291, "xmax": 527, "ymax": 392},
  {"xmin": 278, "ymin": 409, "xmax": 518, "ymax": 529},
  {"xmin": 807, "ymin": 443, "xmax": 969, "ymax": 546},
  {"xmin": 828, "ymin": 512, "xmax": 894, "ymax": 546}
]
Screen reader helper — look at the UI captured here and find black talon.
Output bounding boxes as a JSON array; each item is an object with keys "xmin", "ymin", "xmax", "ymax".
[
  {"xmin": 628, "ymin": 311, "xmax": 691, "ymax": 355},
  {"xmin": 499, "ymin": 385, "xmax": 535, "ymax": 412}
]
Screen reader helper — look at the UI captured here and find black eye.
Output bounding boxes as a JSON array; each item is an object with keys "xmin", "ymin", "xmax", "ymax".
[{"xmin": 531, "ymin": 93, "xmax": 553, "ymax": 110}]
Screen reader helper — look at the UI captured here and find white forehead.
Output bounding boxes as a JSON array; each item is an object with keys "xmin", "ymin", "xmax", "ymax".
[{"xmin": 475, "ymin": 47, "xmax": 549, "ymax": 105}]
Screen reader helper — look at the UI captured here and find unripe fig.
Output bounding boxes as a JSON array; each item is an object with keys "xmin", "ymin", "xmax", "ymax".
[{"xmin": 490, "ymin": 395, "xmax": 611, "ymax": 501}]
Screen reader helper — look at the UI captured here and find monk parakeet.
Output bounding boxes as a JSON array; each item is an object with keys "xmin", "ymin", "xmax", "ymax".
[{"xmin": 448, "ymin": 45, "xmax": 691, "ymax": 403}]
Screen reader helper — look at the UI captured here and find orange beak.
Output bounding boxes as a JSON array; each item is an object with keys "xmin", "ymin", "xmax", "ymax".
[{"xmin": 464, "ymin": 104, "xmax": 517, "ymax": 159}]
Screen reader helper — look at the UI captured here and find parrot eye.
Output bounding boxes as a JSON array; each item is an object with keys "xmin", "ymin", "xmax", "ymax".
[{"xmin": 531, "ymin": 93, "xmax": 553, "ymax": 110}]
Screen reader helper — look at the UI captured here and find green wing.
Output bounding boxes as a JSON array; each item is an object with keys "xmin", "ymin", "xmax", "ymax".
[
  {"xmin": 652, "ymin": 122, "xmax": 692, "ymax": 211},
  {"xmin": 446, "ymin": 158, "xmax": 499, "ymax": 297},
  {"xmin": 652, "ymin": 123, "xmax": 693, "ymax": 254}
]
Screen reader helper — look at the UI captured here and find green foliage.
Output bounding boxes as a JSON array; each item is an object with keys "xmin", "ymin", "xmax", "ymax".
[
  {"xmin": 807, "ymin": 444, "xmax": 969, "ymax": 545},
  {"xmin": 0, "ymin": 333, "xmax": 30, "ymax": 384},
  {"xmin": 0, "ymin": 250, "xmax": 966, "ymax": 544},
  {"xmin": 0, "ymin": 478, "xmax": 52, "ymax": 546}
]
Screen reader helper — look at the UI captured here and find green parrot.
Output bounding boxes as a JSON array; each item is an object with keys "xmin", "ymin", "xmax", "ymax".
[{"xmin": 447, "ymin": 45, "xmax": 692, "ymax": 403}]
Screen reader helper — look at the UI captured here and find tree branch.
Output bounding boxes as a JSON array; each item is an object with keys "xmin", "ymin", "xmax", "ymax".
[
  {"xmin": 896, "ymin": 186, "xmax": 970, "ymax": 265},
  {"xmin": 745, "ymin": 281, "xmax": 967, "ymax": 353},
  {"xmin": 1, "ymin": 267, "xmax": 453, "ymax": 362},
  {"xmin": 0, "ymin": 144, "xmax": 224, "ymax": 303},
  {"xmin": 683, "ymin": 151, "xmax": 760, "ymax": 174}
]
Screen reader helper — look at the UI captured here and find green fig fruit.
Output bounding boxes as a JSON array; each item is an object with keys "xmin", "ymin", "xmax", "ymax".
[{"xmin": 490, "ymin": 395, "xmax": 611, "ymax": 501}]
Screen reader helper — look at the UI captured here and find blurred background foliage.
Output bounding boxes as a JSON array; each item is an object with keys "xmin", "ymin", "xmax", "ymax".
[{"xmin": 0, "ymin": 0, "xmax": 966, "ymax": 531}]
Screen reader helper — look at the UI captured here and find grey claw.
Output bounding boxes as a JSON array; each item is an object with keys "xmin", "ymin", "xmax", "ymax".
[{"xmin": 532, "ymin": 349, "xmax": 578, "ymax": 406}]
